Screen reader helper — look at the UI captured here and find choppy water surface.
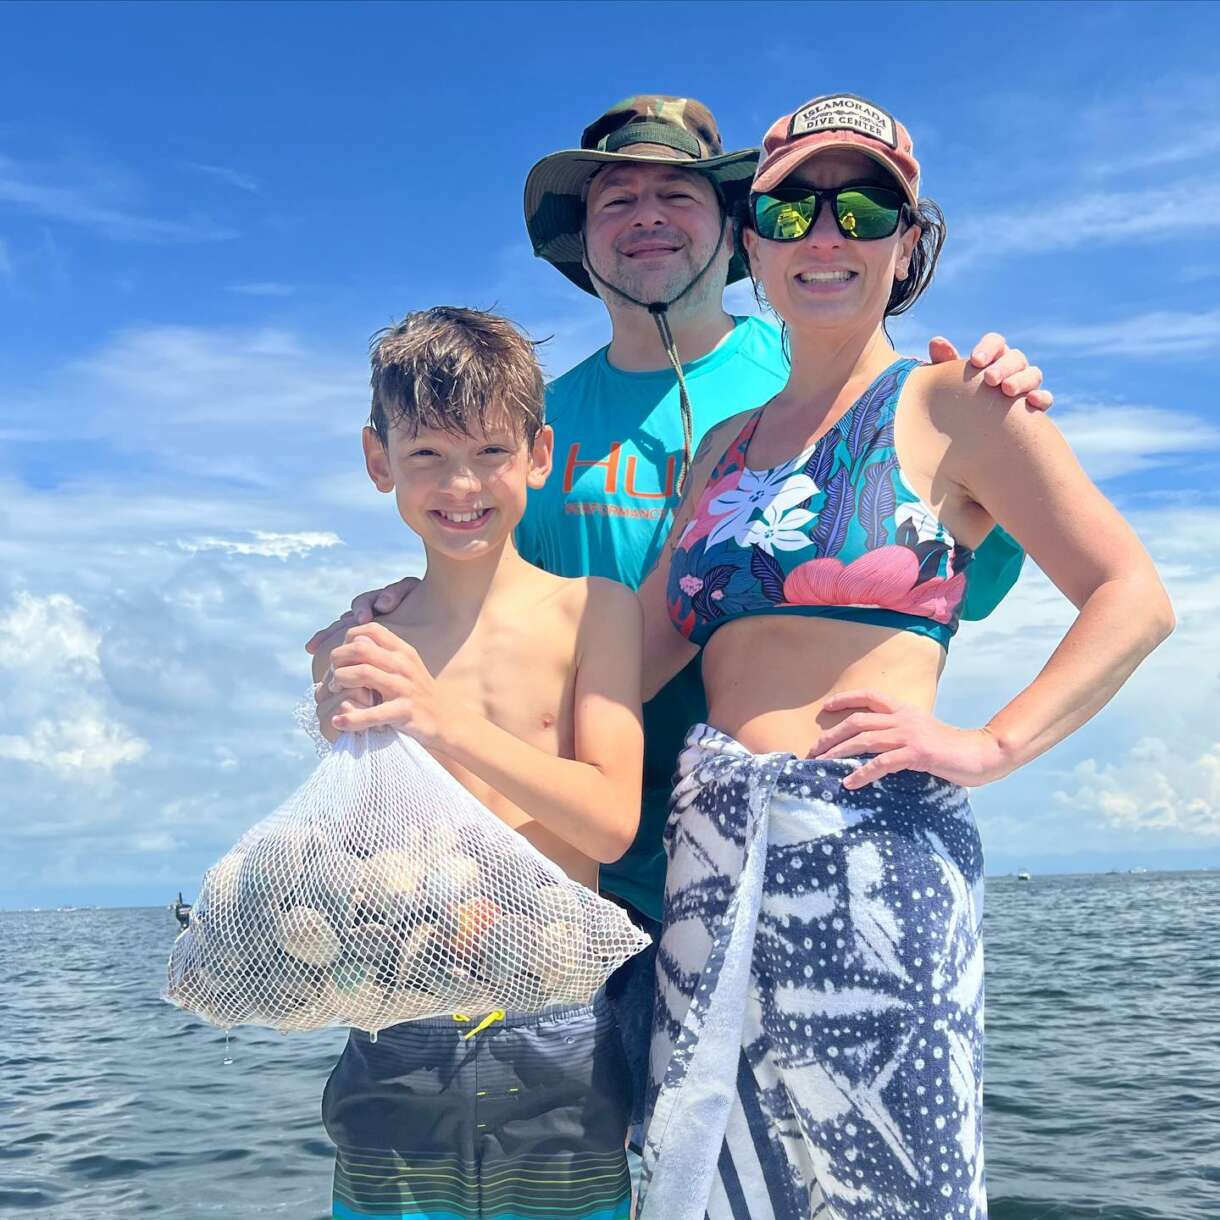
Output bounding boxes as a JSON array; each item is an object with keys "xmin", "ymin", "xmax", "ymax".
[{"xmin": 1, "ymin": 872, "xmax": 1217, "ymax": 1219}]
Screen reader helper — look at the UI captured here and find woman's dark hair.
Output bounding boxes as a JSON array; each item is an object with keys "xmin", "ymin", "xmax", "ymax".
[
  {"xmin": 887, "ymin": 196, "xmax": 946, "ymax": 317},
  {"xmin": 733, "ymin": 183, "xmax": 947, "ymax": 341}
]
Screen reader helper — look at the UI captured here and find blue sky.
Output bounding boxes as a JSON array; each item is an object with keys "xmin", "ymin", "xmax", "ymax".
[{"xmin": 2, "ymin": 0, "xmax": 1219, "ymax": 908}]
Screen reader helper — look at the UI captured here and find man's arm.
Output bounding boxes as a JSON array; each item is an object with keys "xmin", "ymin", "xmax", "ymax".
[{"xmin": 328, "ymin": 586, "xmax": 644, "ymax": 864}]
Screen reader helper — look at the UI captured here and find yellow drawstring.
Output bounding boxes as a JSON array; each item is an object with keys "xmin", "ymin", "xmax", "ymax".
[{"xmin": 452, "ymin": 1009, "xmax": 506, "ymax": 1040}]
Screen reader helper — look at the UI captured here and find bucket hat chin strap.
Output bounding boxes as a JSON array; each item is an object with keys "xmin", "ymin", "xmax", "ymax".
[{"xmin": 580, "ymin": 218, "xmax": 728, "ymax": 493}]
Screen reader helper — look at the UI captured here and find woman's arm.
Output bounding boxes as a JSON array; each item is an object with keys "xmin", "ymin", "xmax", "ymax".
[
  {"xmin": 945, "ymin": 367, "xmax": 1174, "ymax": 769},
  {"xmin": 813, "ymin": 362, "xmax": 1174, "ymax": 788}
]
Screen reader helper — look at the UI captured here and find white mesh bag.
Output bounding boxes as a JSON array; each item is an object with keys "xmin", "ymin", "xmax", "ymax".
[{"xmin": 166, "ymin": 728, "xmax": 650, "ymax": 1033}]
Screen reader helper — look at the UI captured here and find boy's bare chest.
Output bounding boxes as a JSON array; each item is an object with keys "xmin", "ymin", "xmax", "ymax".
[{"xmin": 410, "ymin": 611, "xmax": 577, "ymax": 750}]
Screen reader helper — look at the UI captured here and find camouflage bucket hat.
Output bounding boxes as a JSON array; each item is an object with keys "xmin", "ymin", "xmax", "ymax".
[{"xmin": 524, "ymin": 95, "xmax": 759, "ymax": 296}]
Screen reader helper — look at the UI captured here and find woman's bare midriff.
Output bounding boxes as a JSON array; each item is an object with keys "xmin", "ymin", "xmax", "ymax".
[{"xmin": 701, "ymin": 614, "xmax": 947, "ymax": 758}]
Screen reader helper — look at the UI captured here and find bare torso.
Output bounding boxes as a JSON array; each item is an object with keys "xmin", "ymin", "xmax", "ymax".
[
  {"xmin": 703, "ymin": 616, "xmax": 946, "ymax": 755},
  {"xmin": 376, "ymin": 570, "xmax": 599, "ymax": 889}
]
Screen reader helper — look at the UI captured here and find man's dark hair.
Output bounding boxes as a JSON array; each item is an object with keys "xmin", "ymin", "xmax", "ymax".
[{"xmin": 369, "ymin": 307, "xmax": 545, "ymax": 448}]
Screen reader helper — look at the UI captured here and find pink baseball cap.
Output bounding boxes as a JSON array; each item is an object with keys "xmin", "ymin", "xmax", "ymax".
[{"xmin": 752, "ymin": 94, "xmax": 920, "ymax": 207}]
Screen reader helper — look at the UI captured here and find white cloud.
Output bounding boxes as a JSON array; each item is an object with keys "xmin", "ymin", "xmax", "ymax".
[
  {"xmin": 940, "ymin": 498, "xmax": 1220, "ymax": 856},
  {"xmin": 0, "ymin": 152, "xmax": 237, "ymax": 243},
  {"xmin": 0, "ymin": 589, "xmax": 99, "ymax": 670},
  {"xmin": 0, "ymin": 591, "xmax": 148, "ymax": 780},
  {"xmin": 1052, "ymin": 400, "xmax": 1220, "ymax": 479},
  {"xmin": 1019, "ymin": 309, "xmax": 1220, "ymax": 360},
  {"xmin": 1054, "ymin": 739, "xmax": 1220, "ymax": 837},
  {"xmin": 949, "ymin": 179, "xmax": 1220, "ymax": 272},
  {"xmin": 74, "ymin": 323, "xmax": 361, "ymax": 433},
  {"xmin": 1087, "ymin": 126, "xmax": 1220, "ymax": 179},
  {"xmin": 0, "ymin": 713, "xmax": 148, "ymax": 778},
  {"xmin": 178, "ymin": 531, "xmax": 343, "ymax": 560},
  {"xmin": 179, "ymin": 161, "xmax": 260, "ymax": 193},
  {"xmin": 1180, "ymin": 263, "xmax": 1220, "ymax": 283},
  {"xmin": 228, "ymin": 281, "xmax": 296, "ymax": 297}
]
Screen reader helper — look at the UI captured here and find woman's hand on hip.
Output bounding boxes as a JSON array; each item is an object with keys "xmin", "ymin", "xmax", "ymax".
[{"xmin": 808, "ymin": 689, "xmax": 1012, "ymax": 789}]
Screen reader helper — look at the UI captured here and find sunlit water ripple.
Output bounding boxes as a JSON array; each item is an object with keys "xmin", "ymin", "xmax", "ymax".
[{"xmin": 1, "ymin": 872, "xmax": 1217, "ymax": 1218}]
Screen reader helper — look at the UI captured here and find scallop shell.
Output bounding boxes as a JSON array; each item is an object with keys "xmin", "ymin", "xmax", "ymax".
[
  {"xmin": 426, "ymin": 853, "xmax": 481, "ymax": 909},
  {"xmin": 277, "ymin": 905, "xmax": 342, "ymax": 967}
]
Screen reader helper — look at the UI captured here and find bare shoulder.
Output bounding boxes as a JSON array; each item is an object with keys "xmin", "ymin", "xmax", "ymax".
[
  {"xmin": 550, "ymin": 574, "xmax": 641, "ymax": 626},
  {"xmin": 584, "ymin": 575, "xmax": 642, "ymax": 622},
  {"xmin": 907, "ymin": 358, "xmax": 1037, "ymax": 435}
]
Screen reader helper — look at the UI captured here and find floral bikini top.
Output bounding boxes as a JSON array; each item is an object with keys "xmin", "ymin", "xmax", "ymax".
[{"xmin": 667, "ymin": 357, "xmax": 1022, "ymax": 649}]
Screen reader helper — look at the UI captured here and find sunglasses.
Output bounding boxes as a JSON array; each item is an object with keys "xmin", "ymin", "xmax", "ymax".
[{"xmin": 750, "ymin": 183, "xmax": 907, "ymax": 243}]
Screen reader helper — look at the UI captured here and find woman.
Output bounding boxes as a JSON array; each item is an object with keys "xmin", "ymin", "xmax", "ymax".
[{"xmin": 635, "ymin": 94, "xmax": 1173, "ymax": 1220}]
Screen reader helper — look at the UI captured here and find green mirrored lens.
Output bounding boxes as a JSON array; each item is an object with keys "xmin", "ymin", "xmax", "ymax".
[
  {"xmin": 755, "ymin": 194, "xmax": 815, "ymax": 241},
  {"xmin": 834, "ymin": 188, "xmax": 902, "ymax": 240}
]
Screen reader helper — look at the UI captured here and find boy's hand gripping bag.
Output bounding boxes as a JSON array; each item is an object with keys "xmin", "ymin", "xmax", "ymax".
[{"xmin": 165, "ymin": 728, "xmax": 651, "ymax": 1033}]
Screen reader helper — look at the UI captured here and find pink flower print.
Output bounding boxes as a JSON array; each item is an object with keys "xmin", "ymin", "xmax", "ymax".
[
  {"xmin": 710, "ymin": 589, "xmax": 724, "ymax": 601},
  {"xmin": 678, "ymin": 574, "xmax": 704, "ymax": 596},
  {"xmin": 889, "ymin": 570, "xmax": 967, "ymax": 623},
  {"xmin": 677, "ymin": 470, "xmax": 744, "ymax": 552},
  {"xmin": 783, "ymin": 545, "xmax": 966, "ymax": 625}
]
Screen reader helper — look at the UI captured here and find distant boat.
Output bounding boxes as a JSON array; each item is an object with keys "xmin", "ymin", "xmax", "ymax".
[
  {"xmin": 1128, "ymin": 867, "xmax": 1148, "ymax": 875},
  {"xmin": 1017, "ymin": 871, "xmax": 1032, "ymax": 882},
  {"xmin": 171, "ymin": 891, "xmax": 192, "ymax": 929}
]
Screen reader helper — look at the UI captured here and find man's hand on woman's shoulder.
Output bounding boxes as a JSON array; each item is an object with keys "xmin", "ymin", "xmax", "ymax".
[{"xmin": 926, "ymin": 332, "xmax": 1052, "ymax": 411}]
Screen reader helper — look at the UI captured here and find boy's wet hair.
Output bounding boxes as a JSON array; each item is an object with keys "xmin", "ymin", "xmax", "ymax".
[{"xmin": 369, "ymin": 307, "xmax": 546, "ymax": 448}]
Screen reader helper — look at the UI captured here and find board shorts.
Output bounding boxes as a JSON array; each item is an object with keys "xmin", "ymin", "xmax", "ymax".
[{"xmin": 323, "ymin": 989, "xmax": 632, "ymax": 1220}]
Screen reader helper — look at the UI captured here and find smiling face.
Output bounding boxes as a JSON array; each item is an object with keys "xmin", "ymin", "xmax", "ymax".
[
  {"xmin": 363, "ymin": 414, "xmax": 553, "ymax": 561},
  {"xmin": 742, "ymin": 149, "xmax": 919, "ymax": 335},
  {"xmin": 582, "ymin": 162, "xmax": 730, "ymax": 307}
]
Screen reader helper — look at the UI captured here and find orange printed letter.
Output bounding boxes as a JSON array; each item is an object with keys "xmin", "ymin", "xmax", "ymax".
[
  {"xmin": 625, "ymin": 454, "xmax": 676, "ymax": 501},
  {"xmin": 564, "ymin": 442, "xmax": 621, "ymax": 494}
]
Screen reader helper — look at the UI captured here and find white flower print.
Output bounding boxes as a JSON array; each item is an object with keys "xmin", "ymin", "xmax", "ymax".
[
  {"xmin": 740, "ymin": 501, "xmax": 817, "ymax": 556},
  {"xmin": 706, "ymin": 468, "xmax": 818, "ymax": 549},
  {"xmin": 894, "ymin": 497, "xmax": 947, "ymax": 545}
]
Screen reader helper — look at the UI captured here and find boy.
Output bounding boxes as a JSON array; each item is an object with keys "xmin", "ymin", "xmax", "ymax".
[{"xmin": 311, "ymin": 306, "xmax": 644, "ymax": 1220}]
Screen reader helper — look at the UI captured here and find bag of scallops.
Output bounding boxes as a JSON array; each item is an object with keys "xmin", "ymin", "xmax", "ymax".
[{"xmin": 165, "ymin": 728, "xmax": 650, "ymax": 1034}]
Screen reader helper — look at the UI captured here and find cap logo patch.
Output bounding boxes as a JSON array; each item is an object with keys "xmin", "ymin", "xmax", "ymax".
[{"xmin": 790, "ymin": 95, "xmax": 897, "ymax": 148}]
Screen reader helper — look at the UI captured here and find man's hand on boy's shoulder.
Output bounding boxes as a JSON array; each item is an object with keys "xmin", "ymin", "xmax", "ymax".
[{"xmin": 305, "ymin": 575, "xmax": 421, "ymax": 656}]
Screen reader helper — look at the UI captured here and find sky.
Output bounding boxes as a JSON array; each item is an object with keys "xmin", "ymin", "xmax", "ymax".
[{"xmin": 2, "ymin": 0, "xmax": 1219, "ymax": 909}]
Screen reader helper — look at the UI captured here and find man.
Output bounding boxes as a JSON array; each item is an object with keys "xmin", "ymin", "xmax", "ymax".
[{"xmin": 308, "ymin": 95, "xmax": 1050, "ymax": 1148}]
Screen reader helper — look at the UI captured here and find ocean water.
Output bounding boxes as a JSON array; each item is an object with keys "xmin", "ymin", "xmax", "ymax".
[{"xmin": 1, "ymin": 872, "xmax": 1217, "ymax": 1219}]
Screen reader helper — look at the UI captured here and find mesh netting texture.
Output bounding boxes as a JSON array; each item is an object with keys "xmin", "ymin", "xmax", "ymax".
[{"xmin": 166, "ymin": 728, "xmax": 650, "ymax": 1033}]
